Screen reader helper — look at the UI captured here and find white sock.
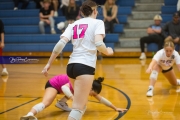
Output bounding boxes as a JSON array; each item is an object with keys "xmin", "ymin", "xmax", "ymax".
[
  {"xmin": 3, "ymin": 68, "xmax": 7, "ymax": 70},
  {"xmin": 51, "ymin": 28, "xmax": 54, "ymax": 31},
  {"xmin": 27, "ymin": 112, "xmax": 34, "ymax": 116},
  {"xmin": 141, "ymin": 52, "xmax": 145, "ymax": 55},
  {"xmin": 148, "ymin": 86, "xmax": 154, "ymax": 90},
  {"xmin": 177, "ymin": 79, "xmax": 180, "ymax": 85}
]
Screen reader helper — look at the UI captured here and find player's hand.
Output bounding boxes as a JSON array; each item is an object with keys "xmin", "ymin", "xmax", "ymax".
[
  {"xmin": 115, "ymin": 108, "xmax": 128, "ymax": 112},
  {"xmin": 146, "ymin": 68, "xmax": 152, "ymax": 73},
  {"xmin": 42, "ymin": 64, "xmax": 50, "ymax": 77},
  {"xmin": 107, "ymin": 47, "xmax": 114, "ymax": 56},
  {"xmin": 0, "ymin": 42, "xmax": 4, "ymax": 48}
]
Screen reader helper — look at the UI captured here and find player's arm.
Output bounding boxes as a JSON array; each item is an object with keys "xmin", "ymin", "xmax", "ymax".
[
  {"xmin": 95, "ymin": 35, "xmax": 113, "ymax": 56},
  {"xmin": 0, "ymin": 21, "xmax": 4, "ymax": 48},
  {"xmin": 146, "ymin": 59, "xmax": 158, "ymax": 73},
  {"xmin": 93, "ymin": 94, "xmax": 127, "ymax": 112},
  {"xmin": 177, "ymin": 64, "xmax": 180, "ymax": 71},
  {"xmin": 48, "ymin": 37, "xmax": 69, "ymax": 65},
  {"xmin": 61, "ymin": 83, "xmax": 74, "ymax": 100}
]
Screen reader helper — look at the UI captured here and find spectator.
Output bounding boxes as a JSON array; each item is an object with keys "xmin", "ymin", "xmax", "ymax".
[
  {"xmin": 60, "ymin": 0, "xmax": 69, "ymax": 16},
  {"xmin": 33, "ymin": 0, "xmax": 43, "ymax": 9},
  {"xmin": 65, "ymin": 0, "xmax": 80, "ymax": 25},
  {"xmin": 177, "ymin": 0, "xmax": 180, "ymax": 15},
  {"xmin": 0, "ymin": 20, "xmax": 8, "ymax": 76},
  {"xmin": 39, "ymin": 0, "xmax": 56, "ymax": 34},
  {"xmin": 103, "ymin": 0, "xmax": 118, "ymax": 33},
  {"xmin": 139, "ymin": 15, "xmax": 164, "ymax": 60},
  {"xmin": 51, "ymin": 0, "xmax": 59, "ymax": 17},
  {"xmin": 93, "ymin": 0, "xmax": 106, "ymax": 5},
  {"xmin": 13, "ymin": 0, "xmax": 30, "ymax": 10},
  {"xmin": 162, "ymin": 12, "xmax": 180, "ymax": 45}
]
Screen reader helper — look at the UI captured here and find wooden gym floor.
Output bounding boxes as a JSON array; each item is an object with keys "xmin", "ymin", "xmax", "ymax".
[{"xmin": 0, "ymin": 58, "xmax": 180, "ymax": 120}]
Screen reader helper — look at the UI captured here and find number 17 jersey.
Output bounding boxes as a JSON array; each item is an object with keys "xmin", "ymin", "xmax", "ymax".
[{"xmin": 61, "ymin": 17, "xmax": 105, "ymax": 68}]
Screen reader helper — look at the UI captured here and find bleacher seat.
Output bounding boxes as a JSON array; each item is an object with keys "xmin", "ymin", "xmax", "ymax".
[
  {"xmin": 3, "ymin": 43, "xmax": 114, "ymax": 52},
  {"xmin": 2, "ymin": 17, "xmax": 66, "ymax": 25},
  {"xmin": 161, "ymin": 14, "xmax": 173, "ymax": 23},
  {"xmin": 116, "ymin": 0, "xmax": 135, "ymax": 7},
  {"xmin": 98, "ymin": 7, "xmax": 132, "ymax": 15},
  {"xmin": 97, "ymin": 15, "xmax": 128, "ymax": 24},
  {"xmin": 164, "ymin": 0, "xmax": 178, "ymax": 5},
  {"xmin": 4, "ymin": 26, "xmax": 62, "ymax": 34},
  {"xmin": 113, "ymin": 24, "xmax": 124, "ymax": 33},
  {"xmin": 0, "ymin": 1, "xmax": 36, "ymax": 10},
  {"xmin": 161, "ymin": 6, "xmax": 177, "ymax": 14}
]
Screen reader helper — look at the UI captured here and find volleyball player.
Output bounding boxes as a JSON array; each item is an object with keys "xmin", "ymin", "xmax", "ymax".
[
  {"xmin": 146, "ymin": 40, "xmax": 180, "ymax": 97},
  {"xmin": 20, "ymin": 75, "xmax": 127, "ymax": 120},
  {"xmin": 41, "ymin": 1, "xmax": 114, "ymax": 119}
]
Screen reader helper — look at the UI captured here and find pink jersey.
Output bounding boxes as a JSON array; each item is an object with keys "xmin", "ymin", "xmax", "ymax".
[{"xmin": 49, "ymin": 74, "xmax": 74, "ymax": 94}]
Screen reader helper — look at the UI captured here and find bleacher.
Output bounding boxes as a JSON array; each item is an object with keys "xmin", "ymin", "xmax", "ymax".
[
  {"xmin": 147, "ymin": 0, "xmax": 179, "ymax": 52},
  {"xmin": 0, "ymin": 0, "xmax": 134, "ymax": 54}
]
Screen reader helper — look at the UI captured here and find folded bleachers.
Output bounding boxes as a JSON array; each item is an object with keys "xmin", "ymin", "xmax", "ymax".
[{"xmin": 0, "ymin": 0, "xmax": 134, "ymax": 53}]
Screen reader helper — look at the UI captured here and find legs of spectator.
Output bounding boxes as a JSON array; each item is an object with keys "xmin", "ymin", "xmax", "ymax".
[
  {"xmin": 177, "ymin": 0, "xmax": 180, "ymax": 11},
  {"xmin": 139, "ymin": 36, "xmax": 149, "ymax": 59},
  {"xmin": 13, "ymin": 0, "xmax": 19, "ymax": 10},
  {"xmin": 39, "ymin": 21, "xmax": 46, "ymax": 34},
  {"xmin": 139, "ymin": 35, "xmax": 164, "ymax": 59},
  {"xmin": 21, "ymin": 0, "xmax": 29, "ymax": 9},
  {"xmin": 104, "ymin": 20, "xmax": 110, "ymax": 33},
  {"xmin": 52, "ymin": 0, "xmax": 59, "ymax": 17},
  {"xmin": 49, "ymin": 17, "xmax": 56, "ymax": 34},
  {"xmin": 109, "ymin": 19, "xmax": 117, "ymax": 33}
]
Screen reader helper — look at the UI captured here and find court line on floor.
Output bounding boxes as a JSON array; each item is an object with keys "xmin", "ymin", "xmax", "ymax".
[
  {"xmin": 0, "ymin": 84, "xmax": 131, "ymax": 120},
  {"xmin": 103, "ymin": 83, "xmax": 131, "ymax": 120},
  {"xmin": 0, "ymin": 97, "xmax": 41, "ymax": 114}
]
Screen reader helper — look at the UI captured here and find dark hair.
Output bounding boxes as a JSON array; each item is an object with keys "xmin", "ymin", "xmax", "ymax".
[
  {"xmin": 92, "ymin": 77, "xmax": 104, "ymax": 94},
  {"xmin": 80, "ymin": 0, "xmax": 97, "ymax": 17}
]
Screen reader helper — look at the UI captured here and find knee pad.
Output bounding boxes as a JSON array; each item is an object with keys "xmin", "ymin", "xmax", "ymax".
[
  {"xmin": 32, "ymin": 103, "xmax": 45, "ymax": 113},
  {"xmin": 69, "ymin": 109, "xmax": 83, "ymax": 120},
  {"xmin": 150, "ymin": 70, "xmax": 158, "ymax": 80}
]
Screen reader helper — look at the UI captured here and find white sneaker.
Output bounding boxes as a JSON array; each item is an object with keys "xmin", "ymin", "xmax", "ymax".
[
  {"xmin": 139, "ymin": 53, "xmax": 146, "ymax": 60},
  {"xmin": 55, "ymin": 101, "xmax": 72, "ymax": 112},
  {"xmin": 54, "ymin": 11, "xmax": 58, "ymax": 17},
  {"xmin": 51, "ymin": 29, "xmax": 56, "ymax": 34},
  {"xmin": 177, "ymin": 79, "xmax": 180, "ymax": 85},
  {"xmin": 14, "ymin": 7, "xmax": 18, "ymax": 10},
  {"xmin": 1, "ymin": 68, "xmax": 8, "ymax": 76},
  {"xmin": 20, "ymin": 115, "xmax": 37, "ymax": 120},
  {"xmin": 146, "ymin": 88, "xmax": 153, "ymax": 97}
]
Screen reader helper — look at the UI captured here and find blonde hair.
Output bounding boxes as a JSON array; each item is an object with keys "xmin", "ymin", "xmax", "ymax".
[
  {"xmin": 104, "ymin": 0, "xmax": 115, "ymax": 10},
  {"xmin": 163, "ymin": 40, "xmax": 175, "ymax": 49},
  {"xmin": 68, "ymin": 0, "xmax": 77, "ymax": 12}
]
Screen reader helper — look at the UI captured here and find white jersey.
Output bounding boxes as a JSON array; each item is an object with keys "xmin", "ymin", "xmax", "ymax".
[
  {"xmin": 61, "ymin": 17, "xmax": 105, "ymax": 68},
  {"xmin": 153, "ymin": 49, "xmax": 180, "ymax": 70}
]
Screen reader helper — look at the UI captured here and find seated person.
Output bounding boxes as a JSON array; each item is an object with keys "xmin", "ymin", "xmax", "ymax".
[
  {"xmin": 33, "ymin": 0, "xmax": 43, "ymax": 8},
  {"xmin": 64, "ymin": 0, "xmax": 80, "ymax": 28},
  {"xmin": 51, "ymin": 0, "xmax": 59, "ymax": 17},
  {"xmin": 60, "ymin": 0, "xmax": 69, "ymax": 16},
  {"xmin": 103, "ymin": 0, "xmax": 118, "ymax": 33},
  {"xmin": 39, "ymin": 0, "xmax": 56, "ymax": 34},
  {"xmin": 139, "ymin": 15, "xmax": 164, "ymax": 60},
  {"xmin": 162, "ymin": 12, "xmax": 180, "ymax": 45},
  {"xmin": 13, "ymin": 0, "xmax": 30, "ymax": 10}
]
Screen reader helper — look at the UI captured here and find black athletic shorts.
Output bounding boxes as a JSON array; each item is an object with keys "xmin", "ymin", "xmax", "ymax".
[
  {"xmin": 67, "ymin": 63, "xmax": 95, "ymax": 79},
  {"xmin": 45, "ymin": 80, "xmax": 59, "ymax": 94},
  {"xmin": 162, "ymin": 67, "xmax": 173, "ymax": 73}
]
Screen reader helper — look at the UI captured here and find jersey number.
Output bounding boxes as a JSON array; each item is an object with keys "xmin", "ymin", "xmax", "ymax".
[{"xmin": 73, "ymin": 24, "xmax": 88, "ymax": 39}]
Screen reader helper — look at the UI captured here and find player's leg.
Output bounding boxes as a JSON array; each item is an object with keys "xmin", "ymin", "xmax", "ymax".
[
  {"xmin": 68, "ymin": 75, "xmax": 94, "ymax": 120},
  {"xmin": 162, "ymin": 67, "xmax": 180, "ymax": 86},
  {"xmin": 20, "ymin": 87, "xmax": 57, "ymax": 120},
  {"xmin": 146, "ymin": 64, "xmax": 161, "ymax": 97},
  {"xmin": 0, "ymin": 48, "xmax": 8, "ymax": 76}
]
